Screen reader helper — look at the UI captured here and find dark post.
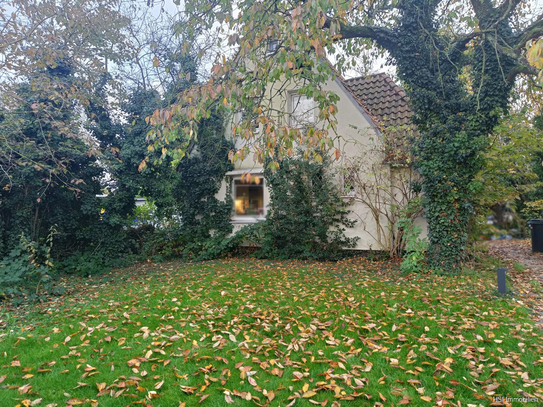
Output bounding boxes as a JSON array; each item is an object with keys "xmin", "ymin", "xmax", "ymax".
[
  {"xmin": 497, "ymin": 268, "xmax": 507, "ymax": 294},
  {"xmin": 528, "ymin": 219, "xmax": 543, "ymax": 253}
]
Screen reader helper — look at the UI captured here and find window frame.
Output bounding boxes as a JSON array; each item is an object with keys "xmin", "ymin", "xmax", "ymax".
[
  {"xmin": 289, "ymin": 92, "xmax": 315, "ymax": 128},
  {"xmin": 230, "ymin": 175, "xmax": 266, "ymax": 223},
  {"xmin": 267, "ymin": 39, "xmax": 279, "ymax": 54}
]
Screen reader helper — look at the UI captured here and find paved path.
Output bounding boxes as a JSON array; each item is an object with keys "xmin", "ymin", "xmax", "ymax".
[{"xmin": 486, "ymin": 239, "xmax": 543, "ymax": 328}]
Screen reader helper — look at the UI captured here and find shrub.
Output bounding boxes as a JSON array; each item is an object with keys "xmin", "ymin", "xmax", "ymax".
[
  {"xmin": 400, "ymin": 217, "xmax": 428, "ymax": 274},
  {"xmin": 0, "ymin": 228, "xmax": 63, "ymax": 300},
  {"xmin": 256, "ymin": 154, "xmax": 358, "ymax": 260}
]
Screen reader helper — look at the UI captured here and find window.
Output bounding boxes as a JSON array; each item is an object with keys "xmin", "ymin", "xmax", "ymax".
[
  {"xmin": 234, "ymin": 177, "xmax": 265, "ymax": 217},
  {"xmin": 267, "ymin": 39, "xmax": 279, "ymax": 54},
  {"xmin": 290, "ymin": 94, "xmax": 315, "ymax": 127}
]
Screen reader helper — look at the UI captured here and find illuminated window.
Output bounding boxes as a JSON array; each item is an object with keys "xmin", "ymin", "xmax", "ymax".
[
  {"xmin": 233, "ymin": 177, "xmax": 265, "ymax": 216},
  {"xmin": 290, "ymin": 94, "xmax": 315, "ymax": 127}
]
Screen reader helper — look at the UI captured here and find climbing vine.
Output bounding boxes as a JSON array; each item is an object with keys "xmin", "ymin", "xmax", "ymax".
[{"xmin": 391, "ymin": 1, "xmax": 517, "ymax": 271}]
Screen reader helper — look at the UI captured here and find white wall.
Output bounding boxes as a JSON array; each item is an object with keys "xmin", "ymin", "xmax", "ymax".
[{"xmin": 216, "ymin": 75, "xmax": 427, "ymax": 250}]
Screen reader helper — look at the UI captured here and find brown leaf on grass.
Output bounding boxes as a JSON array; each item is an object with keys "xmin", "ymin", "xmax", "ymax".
[
  {"xmin": 224, "ymin": 391, "xmax": 234, "ymax": 404},
  {"xmin": 420, "ymin": 396, "xmax": 432, "ymax": 402},
  {"xmin": 180, "ymin": 385, "xmax": 197, "ymax": 394},
  {"xmin": 198, "ymin": 394, "xmax": 210, "ymax": 403},
  {"xmin": 266, "ymin": 390, "xmax": 275, "ymax": 402},
  {"xmin": 0, "ymin": 375, "xmax": 6, "ymax": 383},
  {"xmin": 73, "ymin": 382, "xmax": 88, "ymax": 389},
  {"xmin": 18, "ymin": 383, "xmax": 32, "ymax": 394},
  {"xmin": 271, "ymin": 367, "xmax": 283, "ymax": 377}
]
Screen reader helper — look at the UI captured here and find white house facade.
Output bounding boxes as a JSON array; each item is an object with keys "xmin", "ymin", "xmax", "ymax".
[{"xmin": 216, "ymin": 72, "xmax": 427, "ymax": 251}]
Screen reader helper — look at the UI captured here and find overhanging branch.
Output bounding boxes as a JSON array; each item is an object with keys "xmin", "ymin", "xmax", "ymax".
[
  {"xmin": 448, "ymin": 31, "xmax": 485, "ymax": 56},
  {"xmin": 514, "ymin": 14, "xmax": 543, "ymax": 50},
  {"xmin": 338, "ymin": 24, "xmax": 398, "ymax": 51},
  {"xmin": 506, "ymin": 63, "xmax": 539, "ymax": 83},
  {"xmin": 322, "ymin": 16, "xmax": 398, "ymax": 52}
]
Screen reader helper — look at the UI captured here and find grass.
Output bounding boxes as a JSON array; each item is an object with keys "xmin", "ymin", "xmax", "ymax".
[
  {"xmin": 513, "ymin": 262, "xmax": 526, "ymax": 272},
  {"xmin": 1, "ymin": 258, "xmax": 542, "ymax": 406}
]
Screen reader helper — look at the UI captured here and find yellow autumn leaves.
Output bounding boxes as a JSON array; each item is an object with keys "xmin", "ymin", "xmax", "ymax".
[{"xmin": 527, "ymin": 38, "xmax": 543, "ymax": 83}]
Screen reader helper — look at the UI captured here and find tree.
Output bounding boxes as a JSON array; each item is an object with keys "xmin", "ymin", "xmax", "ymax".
[
  {"xmin": 0, "ymin": 0, "xmax": 132, "ymax": 264},
  {"xmin": 0, "ymin": 71, "xmax": 103, "ymax": 258},
  {"xmin": 475, "ymin": 110, "xmax": 543, "ymax": 220},
  {"xmin": 0, "ymin": 0, "xmax": 130, "ymax": 188},
  {"xmin": 149, "ymin": 0, "xmax": 543, "ymax": 271},
  {"xmin": 116, "ymin": 39, "xmax": 234, "ymax": 259}
]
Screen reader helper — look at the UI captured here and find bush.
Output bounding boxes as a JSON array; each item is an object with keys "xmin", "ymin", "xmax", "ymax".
[
  {"xmin": 400, "ymin": 218, "xmax": 428, "ymax": 273},
  {"xmin": 0, "ymin": 229, "xmax": 62, "ymax": 300},
  {"xmin": 256, "ymin": 154, "xmax": 358, "ymax": 260}
]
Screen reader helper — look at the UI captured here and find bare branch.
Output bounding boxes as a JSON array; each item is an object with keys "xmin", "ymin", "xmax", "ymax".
[
  {"xmin": 497, "ymin": 0, "xmax": 523, "ymax": 19},
  {"xmin": 507, "ymin": 63, "xmax": 539, "ymax": 82},
  {"xmin": 469, "ymin": 0, "xmax": 495, "ymax": 20},
  {"xmin": 339, "ymin": 24, "xmax": 398, "ymax": 50},
  {"xmin": 513, "ymin": 13, "xmax": 543, "ymax": 50},
  {"xmin": 448, "ymin": 31, "xmax": 485, "ymax": 55}
]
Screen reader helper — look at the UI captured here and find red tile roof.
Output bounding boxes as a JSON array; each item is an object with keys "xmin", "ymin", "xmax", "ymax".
[
  {"xmin": 343, "ymin": 73, "xmax": 414, "ymax": 129},
  {"xmin": 342, "ymin": 73, "xmax": 417, "ymax": 164}
]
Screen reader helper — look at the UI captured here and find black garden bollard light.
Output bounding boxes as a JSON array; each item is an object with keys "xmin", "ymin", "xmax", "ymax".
[
  {"xmin": 528, "ymin": 219, "xmax": 543, "ymax": 253},
  {"xmin": 497, "ymin": 268, "xmax": 507, "ymax": 294}
]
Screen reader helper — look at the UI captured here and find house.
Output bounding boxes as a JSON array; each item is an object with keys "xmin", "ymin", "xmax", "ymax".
[{"xmin": 216, "ymin": 72, "xmax": 427, "ymax": 251}]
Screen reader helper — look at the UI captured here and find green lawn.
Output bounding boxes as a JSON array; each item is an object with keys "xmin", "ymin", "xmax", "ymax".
[{"xmin": 1, "ymin": 258, "xmax": 542, "ymax": 406}]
